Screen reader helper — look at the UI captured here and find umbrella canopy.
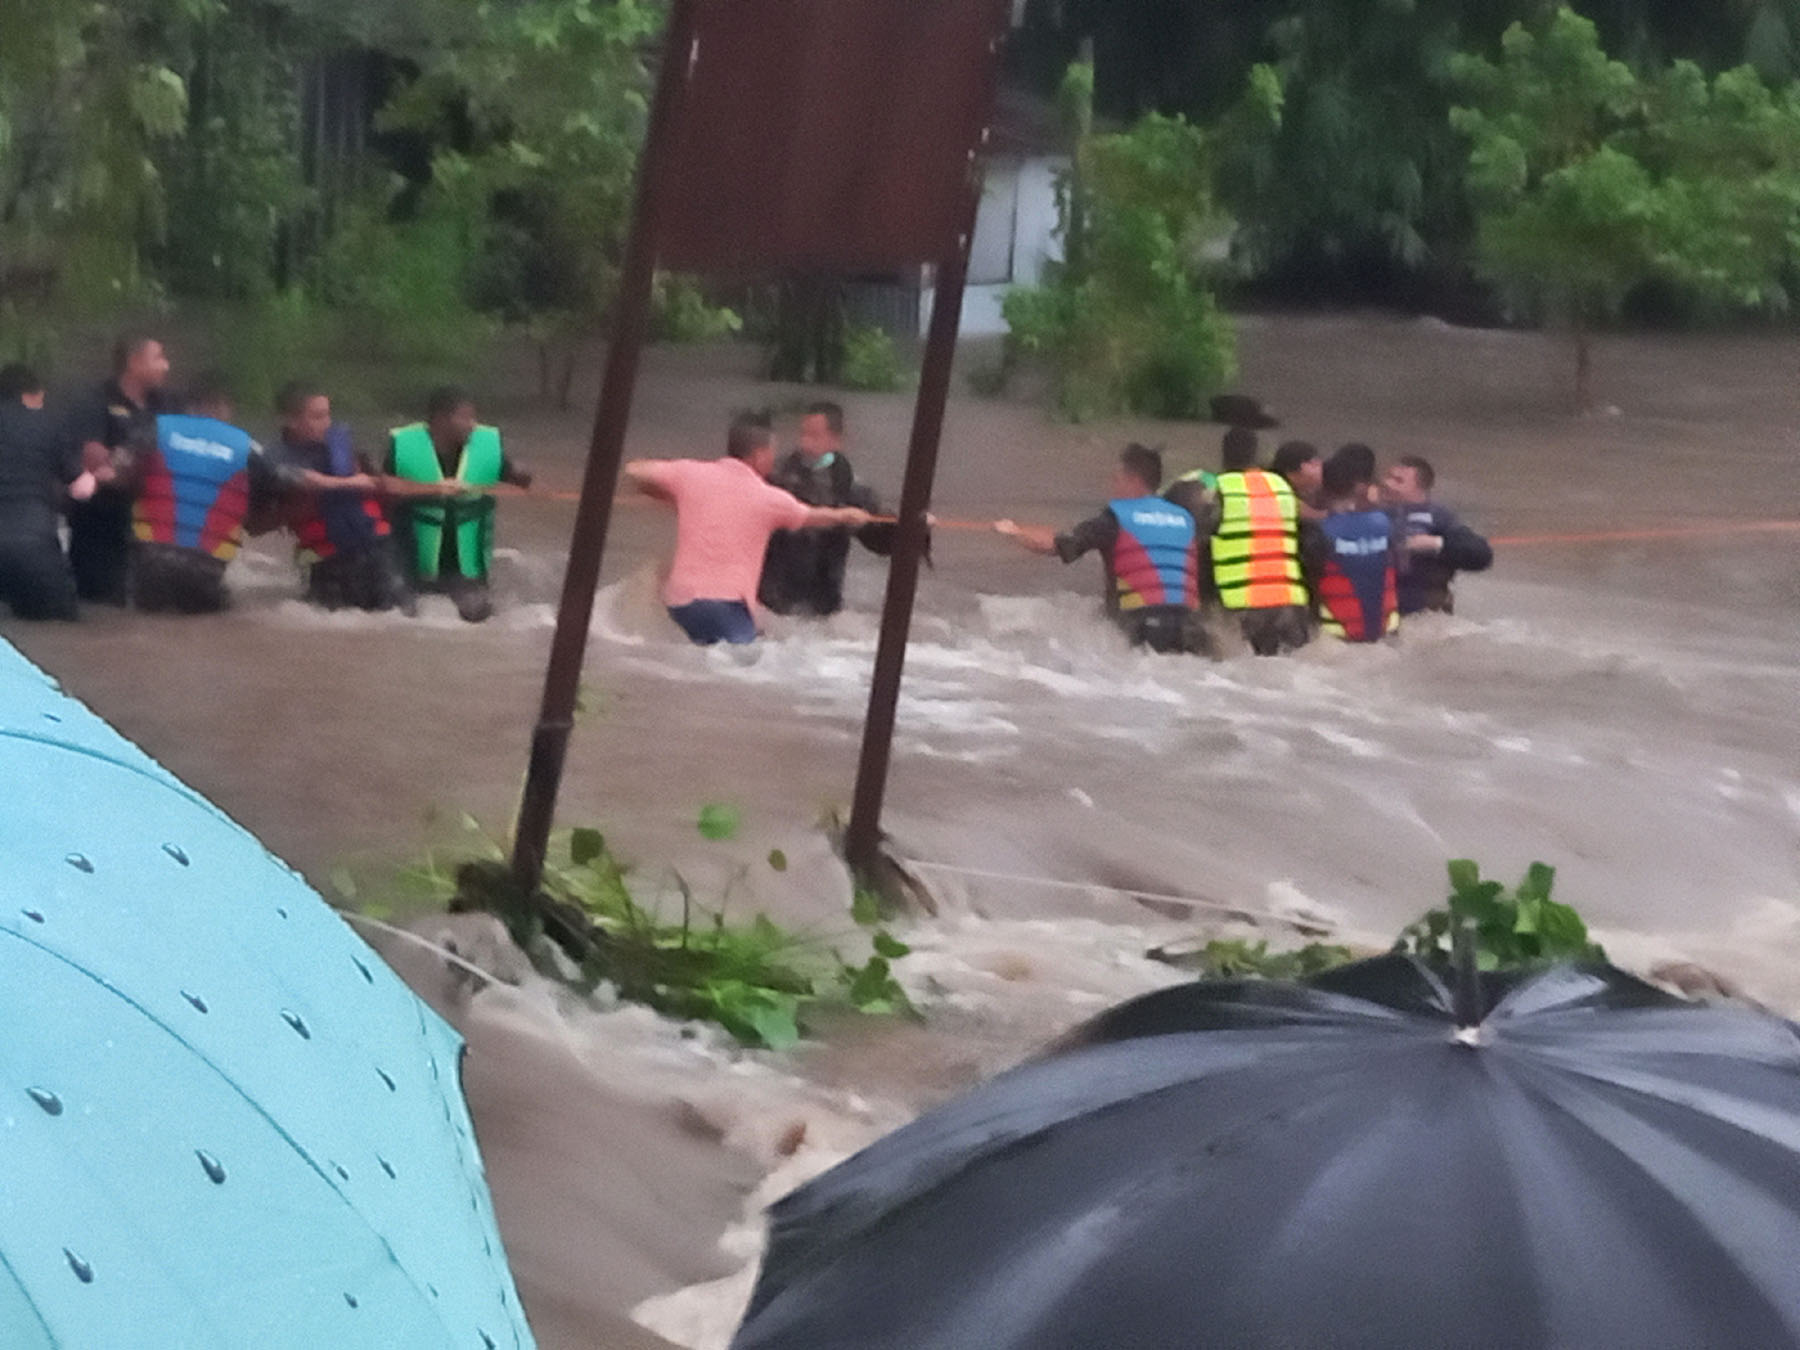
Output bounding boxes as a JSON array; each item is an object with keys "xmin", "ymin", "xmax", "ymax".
[
  {"xmin": 734, "ymin": 955, "xmax": 1800, "ymax": 1350},
  {"xmin": 0, "ymin": 639, "xmax": 533, "ymax": 1349}
]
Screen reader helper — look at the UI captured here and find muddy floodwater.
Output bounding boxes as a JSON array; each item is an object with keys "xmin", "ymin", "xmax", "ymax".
[{"xmin": 7, "ymin": 315, "xmax": 1798, "ymax": 1347}]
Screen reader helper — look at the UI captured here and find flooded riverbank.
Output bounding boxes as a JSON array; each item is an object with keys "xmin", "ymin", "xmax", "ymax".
[{"xmin": 6, "ymin": 314, "xmax": 1796, "ymax": 1346}]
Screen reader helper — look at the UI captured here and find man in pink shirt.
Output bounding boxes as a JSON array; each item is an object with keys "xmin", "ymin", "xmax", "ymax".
[{"xmin": 624, "ymin": 417, "xmax": 872, "ymax": 644}]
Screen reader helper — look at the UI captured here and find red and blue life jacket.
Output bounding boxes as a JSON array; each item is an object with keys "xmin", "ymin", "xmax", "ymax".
[
  {"xmin": 1316, "ymin": 508, "xmax": 1399, "ymax": 642},
  {"xmin": 1109, "ymin": 497, "xmax": 1200, "ymax": 611},
  {"xmin": 286, "ymin": 424, "xmax": 390, "ymax": 565},
  {"xmin": 132, "ymin": 415, "xmax": 256, "ymax": 562}
]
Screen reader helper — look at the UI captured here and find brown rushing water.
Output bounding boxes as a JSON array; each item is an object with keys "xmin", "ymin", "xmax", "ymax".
[{"xmin": 7, "ymin": 314, "xmax": 1798, "ymax": 1347}]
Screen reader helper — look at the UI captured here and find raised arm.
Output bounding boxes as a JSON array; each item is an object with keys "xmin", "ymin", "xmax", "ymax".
[
  {"xmin": 993, "ymin": 520, "xmax": 1060, "ymax": 555},
  {"xmin": 801, "ymin": 505, "xmax": 873, "ymax": 530}
]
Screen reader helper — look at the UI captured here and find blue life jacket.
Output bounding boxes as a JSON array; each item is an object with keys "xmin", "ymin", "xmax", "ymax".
[
  {"xmin": 1108, "ymin": 496, "xmax": 1199, "ymax": 611},
  {"xmin": 132, "ymin": 415, "xmax": 256, "ymax": 561},
  {"xmin": 1316, "ymin": 508, "xmax": 1398, "ymax": 642}
]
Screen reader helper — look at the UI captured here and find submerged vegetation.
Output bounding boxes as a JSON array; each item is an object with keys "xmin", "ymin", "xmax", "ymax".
[{"xmin": 350, "ymin": 806, "xmax": 915, "ymax": 1051}]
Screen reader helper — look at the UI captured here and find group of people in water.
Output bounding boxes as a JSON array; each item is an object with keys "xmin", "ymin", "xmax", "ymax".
[
  {"xmin": 0, "ymin": 331, "xmax": 1491, "ymax": 655},
  {"xmin": 0, "ymin": 334, "xmax": 529, "ymax": 624},
  {"xmin": 995, "ymin": 426, "xmax": 1494, "ymax": 655},
  {"xmin": 625, "ymin": 408, "xmax": 1492, "ymax": 655}
]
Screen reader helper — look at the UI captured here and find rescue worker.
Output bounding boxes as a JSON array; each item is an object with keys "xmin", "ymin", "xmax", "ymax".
[
  {"xmin": 1270, "ymin": 440, "xmax": 1325, "ymax": 520},
  {"xmin": 274, "ymin": 381, "xmax": 413, "ymax": 614},
  {"xmin": 1211, "ymin": 429, "xmax": 1311, "ymax": 657},
  {"xmin": 1307, "ymin": 446, "xmax": 1399, "ymax": 644},
  {"xmin": 758, "ymin": 402, "xmax": 897, "ymax": 617},
  {"xmin": 384, "ymin": 386, "xmax": 531, "ymax": 624},
  {"xmin": 1382, "ymin": 454, "xmax": 1493, "ymax": 616},
  {"xmin": 994, "ymin": 444, "xmax": 1203, "ymax": 655},
  {"xmin": 67, "ymin": 333, "xmax": 171, "ymax": 604},
  {"xmin": 129, "ymin": 376, "xmax": 279, "ymax": 614},
  {"xmin": 623, "ymin": 416, "xmax": 873, "ymax": 646},
  {"xmin": 1165, "ymin": 426, "xmax": 1259, "ymax": 522},
  {"xmin": 0, "ymin": 365, "xmax": 93, "ymax": 621}
]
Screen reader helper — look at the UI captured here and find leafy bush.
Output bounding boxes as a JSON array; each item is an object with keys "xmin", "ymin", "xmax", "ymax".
[
  {"xmin": 651, "ymin": 275, "xmax": 743, "ymax": 345},
  {"xmin": 1395, "ymin": 859, "xmax": 1605, "ymax": 970},
  {"xmin": 1004, "ymin": 112, "xmax": 1236, "ymax": 421},
  {"xmin": 838, "ymin": 323, "xmax": 908, "ymax": 392},
  {"xmin": 1177, "ymin": 938, "xmax": 1357, "ymax": 980},
  {"xmin": 376, "ymin": 807, "xmax": 916, "ymax": 1051}
]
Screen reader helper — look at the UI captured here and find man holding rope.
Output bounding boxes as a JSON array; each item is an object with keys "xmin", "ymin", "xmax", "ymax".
[{"xmin": 624, "ymin": 414, "xmax": 872, "ymax": 646}]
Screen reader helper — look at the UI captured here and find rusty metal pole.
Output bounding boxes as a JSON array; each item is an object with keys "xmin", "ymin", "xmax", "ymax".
[
  {"xmin": 843, "ymin": 205, "xmax": 983, "ymax": 877},
  {"xmin": 510, "ymin": 0, "xmax": 701, "ymax": 894}
]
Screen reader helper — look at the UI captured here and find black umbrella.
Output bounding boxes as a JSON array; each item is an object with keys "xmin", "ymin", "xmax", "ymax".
[{"xmin": 733, "ymin": 957, "xmax": 1800, "ymax": 1349}]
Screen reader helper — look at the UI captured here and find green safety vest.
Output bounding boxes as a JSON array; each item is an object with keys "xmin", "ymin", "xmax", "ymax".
[{"xmin": 390, "ymin": 423, "xmax": 503, "ymax": 581}]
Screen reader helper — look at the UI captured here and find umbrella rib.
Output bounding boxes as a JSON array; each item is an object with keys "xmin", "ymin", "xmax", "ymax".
[
  {"xmin": 0, "ymin": 926, "xmax": 461, "ymax": 1341},
  {"xmin": 1503, "ymin": 1053, "xmax": 1800, "ymax": 1340},
  {"xmin": 0, "ymin": 1248, "xmax": 57, "ymax": 1345},
  {"xmin": 0, "ymin": 729, "xmax": 232, "ymax": 825}
]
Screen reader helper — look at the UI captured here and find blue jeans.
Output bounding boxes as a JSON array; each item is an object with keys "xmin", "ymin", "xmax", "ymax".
[{"xmin": 669, "ymin": 599, "xmax": 758, "ymax": 646}]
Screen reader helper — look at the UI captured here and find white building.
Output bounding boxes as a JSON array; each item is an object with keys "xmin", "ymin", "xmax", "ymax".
[{"xmin": 849, "ymin": 88, "xmax": 1069, "ymax": 342}]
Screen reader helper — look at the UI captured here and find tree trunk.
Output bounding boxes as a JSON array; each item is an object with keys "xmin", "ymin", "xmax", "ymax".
[
  {"xmin": 768, "ymin": 274, "xmax": 847, "ymax": 384},
  {"xmin": 1573, "ymin": 320, "xmax": 1593, "ymax": 414}
]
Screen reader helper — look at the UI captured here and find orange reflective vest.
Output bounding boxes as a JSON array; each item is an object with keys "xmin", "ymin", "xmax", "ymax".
[{"xmin": 1210, "ymin": 470, "xmax": 1308, "ymax": 610}]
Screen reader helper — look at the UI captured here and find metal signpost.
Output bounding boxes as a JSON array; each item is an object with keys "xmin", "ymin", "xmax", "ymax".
[{"xmin": 511, "ymin": 0, "xmax": 1013, "ymax": 894}]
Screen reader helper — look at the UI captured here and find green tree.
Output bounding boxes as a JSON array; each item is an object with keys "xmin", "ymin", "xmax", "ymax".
[
  {"xmin": 1451, "ymin": 7, "xmax": 1800, "ymax": 407},
  {"xmin": 1005, "ymin": 105, "xmax": 1236, "ymax": 420},
  {"xmin": 0, "ymin": 0, "xmax": 199, "ymax": 310},
  {"xmin": 380, "ymin": 0, "xmax": 664, "ymax": 406}
]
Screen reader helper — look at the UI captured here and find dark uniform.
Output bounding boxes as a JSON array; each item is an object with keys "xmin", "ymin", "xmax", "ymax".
[
  {"xmin": 758, "ymin": 451, "xmax": 896, "ymax": 616},
  {"xmin": 64, "ymin": 380, "xmax": 165, "ymax": 605},
  {"xmin": 0, "ymin": 402, "xmax": 82, "ymax": 620}
]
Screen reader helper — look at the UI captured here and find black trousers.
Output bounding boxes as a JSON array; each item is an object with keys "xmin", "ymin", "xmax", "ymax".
[
  {"xmin": 132, "ymin": 544, "xmax": 228, "ymax": 615},
  {"xmin": 67, "ymin": 489, "xmax": 134, "ymax": 605},
  {"xmin": 0, "ymin": 531, "xmax": 79, "ymax": 620},
  {"xmin": 307, "ymin": 543, "xmax": 414, "ymax": 613}
]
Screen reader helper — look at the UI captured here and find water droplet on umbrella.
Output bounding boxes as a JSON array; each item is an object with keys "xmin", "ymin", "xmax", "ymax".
[
  {"xmin": 353, "ymin": 958, "xmax": 374, "ymax": 984},
  {"xmin": 379, "ymin": 1157, "xmax": 396, "ymax": 1179},
  {"xmin": 196, "ymin": 1151, "xmax": 226, "ymax": 1184},
  {"xmin": 64, "ymin": 1249, "xmax": 92, "ymax": 1283},
  {"xmin": 377, "ymin": 1068, "xmax": 396, "ymax": 1092},
  {"xmin": 27, "ymin": 1087, "xmax": 62, "ymax": 1116},
  {"xmin": 276, "ymin": 907, "xmax": 289, "ymax": 920},
  {"xmin": 42, "ymin": 712, "xmax": 62, "ymax": 723},
  {"xmin": 281, "ymin": 1011, "xmax": 311, "ymax": 1040},
  {"xmin": 182, "ymin": 991, "xmax": 208, "ymax": 1014},
  {"xmin": 334, "ymin": 1162, "xmax": 350, "ymax": 1181},
  {"xmin": 22, "ymin": 909, "xmax": 44, "ymax": 924},
  {"xmin": 427, "ymin": 1284, "xmax": 439, "ymax": 1299},
  {"xmin": 481, "ymin": 1333, "xmax": 496, "ymax": 1349},
  {"xmin": 65, "ymin": 854, "xmax": 93, "ymax": 874},
  {"xmin": 162, "ymin": 843, "xmax": 189, "ymax": 866},
  {"xmin": 343, "ymin": 1292, "xmax": 358, "ymax": 1309}
]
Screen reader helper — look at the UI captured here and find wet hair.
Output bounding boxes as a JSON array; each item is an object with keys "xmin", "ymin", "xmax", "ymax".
[
  {"xmin": 805, "ymin": 401, "xmax": 846, "ymax": 436},
  {"xmin": 1322, "ymin": 452, "xmax": 1367, "ymax": 502},
  {"xmin": 1332, "ymin": 442, "xmax": 1377, "ymax": 487},
  {"xmin": 276, "ymin": 380, "xmax": 325, "ymax": 419},
  {"xmin": 1119, "ymin": 443, "xmax": 1164, "ymax": 493},
  {"xmin": 183, "ymin": 371, "xmax": 234, "ymax": 415},
  {"xmin": 112, "ymin": 333, "xmax": 161, "ymax": 377},
  {"xmin": 727, "ymin": 415, "xmax": 778, "ymax": 461},
  {"xmin": 1270, "ymin": 440, "xmax": 1320, "ymax": 478},
  {"xmin": 0, "ymin": 363, "xmax": 42, "ymax": 401},
  {"xmin": 426, "ymin": 385, "xmax": 475, "ymax": 421},
  {"xmin": 1397, "ymin": 454, "xmax": 1436, "ymax": 491},
  {"xmin": 1220, "ymin": 426, "xmax": 1260, "ymax": 472}
]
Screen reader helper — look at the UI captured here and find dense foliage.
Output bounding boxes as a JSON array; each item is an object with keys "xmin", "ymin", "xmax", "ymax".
[{"xmin": 7, "ymin": 0, "xmax": 1800, "ymax": 407}]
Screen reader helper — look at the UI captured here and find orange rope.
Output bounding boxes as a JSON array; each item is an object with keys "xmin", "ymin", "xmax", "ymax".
[{"xmin": 484, "ymin": 488, "xmax": 1800, "ymax": 548}]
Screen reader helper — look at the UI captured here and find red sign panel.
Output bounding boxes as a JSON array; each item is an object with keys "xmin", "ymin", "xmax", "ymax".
[{"xmin": 656, "ymin": 0, "xmax": 1014, "ymax": 274}]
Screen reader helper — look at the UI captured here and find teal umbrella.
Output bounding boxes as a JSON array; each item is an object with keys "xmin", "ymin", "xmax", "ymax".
[{"xmin": 0, "ymin": 638, "xmax": 534, "ymax": 1350}]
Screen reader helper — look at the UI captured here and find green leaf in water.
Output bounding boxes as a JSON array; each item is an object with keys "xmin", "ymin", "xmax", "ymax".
[
  {"xmin": 571, "ymin": 828, "xmax": 606, "ymax": 867},
  {"xmin": 698, "ymin": 803, "xmax": 741, "ymax": 842},
  {"xmin": 872, "ymin": 931, "xmax": 911, "ymax": 960},
  {"xmin": 767, "ymin": 848, "xmax": 789, "ymax": 873}
]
